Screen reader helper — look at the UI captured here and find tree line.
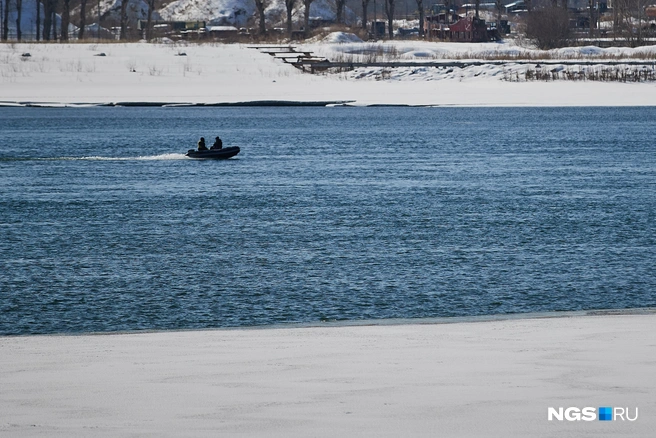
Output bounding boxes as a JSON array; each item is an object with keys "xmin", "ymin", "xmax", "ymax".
[
  {"xmin": 2, "ymin": 0, "xmax": 655, "ymax": 47},
  {"xmin": 526, "ymin": 0, "xmax": 655, "ymax": 49},
  {"xmin": 1, "ymin": 0, "xmax": 134, "ymax": 41}
]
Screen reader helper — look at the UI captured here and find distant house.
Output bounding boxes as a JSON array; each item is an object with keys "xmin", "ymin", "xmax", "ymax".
[
  {"xmin": 137, "ymin": 20, "xmax": 206, "ymax": 39},
  {"xmin": 458, "ymin": 3, "xmax": 498, "ymax": 14},
  {"xmin": 450, "ymin": 17, "xmax": 490, "ymax": 42},
  {"xmin": 425, "ymin": 16, "xmax": 491, "ymax": 42},
  {"xmin": 504, "ymin": 1, "xmax": 527, "ymax": 13},
  {"xmin": 647, "ymin": 6, "xmax": 656, "ymax": 19},
  {"xmin": 309, "ymin": 18, "xmax": 335, "ymax": 28},
  {"xmin": 206, "ymin": 26, "xmax": 239, "ymax": 39}
]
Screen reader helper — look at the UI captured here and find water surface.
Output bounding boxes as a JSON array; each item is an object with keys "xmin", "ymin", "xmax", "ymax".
[{"xmin": 1, "ymin": 106, "xmax": 655, "ymax": 334}]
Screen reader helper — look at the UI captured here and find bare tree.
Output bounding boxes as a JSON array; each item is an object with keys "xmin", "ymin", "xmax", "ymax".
[
  {"xmin": 145, "ymin": 0, "xmax": 155, "ymax": 40},
  {"xmin": 43, "ymin": 0, "xmax": 51, "ymax": 39},
  {"xmin": 285, "ymin": 0, "xmax": 296, "ymax": 36},
  {"xmin": 61, "ymin": 0, "xmax": 69, "ymax": 40},
  {"xmin": 612, "ymin": 0, "xmax": 642, "ymax": 45},
  {"xmin": 416, "ymin": 0, "xmax": 424, "ymax": 36},
  {"xmin": 78, "ymin": 0, "xmax": 87, "ymax": 39},
  {"xmin": 384, "ymin": 0, "xmax": 394, "ymax": 38},
  {"xmin": 2, "ymin": 0, "xmax": 9, "ymax": 41},
  {"xmin": 51, "ymin": 4, "xmax": 57, "ymax": 39},
  {"xmin": 36, "ymin": 0, "xmax": 41, "ymax": 40},
  {"xmin": 361, "ymin": 0, "xmax": 370, "ymax": 31},
  {"xmin": 588, "ymin": 0, "xmax": 595, "ymax": 37},
  {"xmin": 43, "ymin": 0, "xmax": 56, "ymax": 40},
  {"xmin": 634, "ymin": 0, "xmax": 649, "ymax": 45},
  {"xmin": 254, "ymin": 0, "xmax": 269, "ymax": 35},
  {"xmin": 525, "ymin": 5, "xmax": 570, "ymax": 49},
  {"xmin": 15, "ymin": 0, "xmax": 23, "ymax": 40},
  {"xmin": 303, "ymin": 0, "xmax": 314, "ymax": 37},
  {"xmin": 613, "ymin": 0, "xmax": 623, "ymax": 38},
  {"xmin": 119, "ymin": 0, "xmax": 128, "ymax": 40},
  {"xmin": 495, "ymin": 0, "xmax": 503, "ymax": 29},
  {"xmin": 335, "ymin": 0, "xmax": 346, "ymax": 23}
]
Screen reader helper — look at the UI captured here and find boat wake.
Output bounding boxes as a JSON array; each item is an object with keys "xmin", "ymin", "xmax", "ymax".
[
  {"xmin": 1, "ymin": 153, "xmax": 189, "ymax": 162},
  {"xmin": 79, "ymin": 153, "xmax": 188, "ymax": 161}
]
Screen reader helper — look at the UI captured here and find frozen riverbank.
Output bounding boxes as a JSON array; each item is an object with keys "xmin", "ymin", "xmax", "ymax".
[
  {"xmin": 1, "ymin": 311, "xmax": 654, "ymax": 437},
  {"xmin": 1, "ymin": 41, "xmax": 656, "ymax": 106}
]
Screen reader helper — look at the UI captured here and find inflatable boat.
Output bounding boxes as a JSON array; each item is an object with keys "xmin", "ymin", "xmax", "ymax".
[{"xmin": 186, "ymin": 146, "xmax": 240, "ymax": 159}]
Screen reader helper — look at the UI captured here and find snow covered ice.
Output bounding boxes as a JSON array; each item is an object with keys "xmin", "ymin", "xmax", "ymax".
[{"xmin": 2, "ymin": 36, "xmax": 656, "ymax": 106}]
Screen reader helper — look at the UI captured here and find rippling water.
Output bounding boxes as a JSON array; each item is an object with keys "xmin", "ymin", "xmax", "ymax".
[{"xmin": 1, "ymin": 106, "xmax": 655, "ymax": 334}]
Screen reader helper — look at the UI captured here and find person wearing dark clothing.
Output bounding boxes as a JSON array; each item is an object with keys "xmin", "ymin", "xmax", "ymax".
[
  {"xmin": 198, "ymin": 137, "xmax": 208, "ymax": 151},
  {"xmin": 211, "ymin": 136, "xmax": 223, "ymax": 150}
]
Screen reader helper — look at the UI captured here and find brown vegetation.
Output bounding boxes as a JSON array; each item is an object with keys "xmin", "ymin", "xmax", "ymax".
[{"xmin": 525, "ymin": 6, "xmax": 571, "ymax": 49}]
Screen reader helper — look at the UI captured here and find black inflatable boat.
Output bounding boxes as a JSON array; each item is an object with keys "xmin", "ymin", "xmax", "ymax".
[{"xmin": 186, "ymin": 146, "xmax": 240, "ymax": 159}]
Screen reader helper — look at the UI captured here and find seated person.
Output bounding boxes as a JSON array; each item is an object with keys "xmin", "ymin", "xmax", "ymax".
[
  {"xmin": 197, "ymin": 137, "xmax": 208, "ymax": 151},
  {"xmin": 211, "ymin": 136, "xmax": 223, "ymax": 150}
]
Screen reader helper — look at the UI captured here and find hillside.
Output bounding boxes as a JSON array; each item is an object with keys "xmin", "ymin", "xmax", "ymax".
[
  {"xmin": 158, "ymin": 0, "xmax": 352, "ymax": 27},
  {"xmin": 2, "ymin": 0, "xmax": 356, "ymax": 38}
]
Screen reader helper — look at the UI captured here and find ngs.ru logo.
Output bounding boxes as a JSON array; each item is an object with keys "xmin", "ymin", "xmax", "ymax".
[{"xmin": 548, "ymin": 407, "xmax": 638, "ymax": 421}]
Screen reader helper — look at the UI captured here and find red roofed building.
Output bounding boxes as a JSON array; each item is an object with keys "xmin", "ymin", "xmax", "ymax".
[{"xmin": 426, "ymin": 16, "xmax": 491, "ymax": 42}]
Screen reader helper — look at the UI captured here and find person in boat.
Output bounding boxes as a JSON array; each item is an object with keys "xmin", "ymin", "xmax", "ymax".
[
  {"xmin": 211, "ymin": 136, "xmax": 223, "ymax": 150},
  {"xmin": 197, "ymin": 137, "xmax": 208, "ymax": 151}
]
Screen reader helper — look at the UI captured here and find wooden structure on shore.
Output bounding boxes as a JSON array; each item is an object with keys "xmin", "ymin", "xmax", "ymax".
[
  {"xmin": 248, "ymin": 46, "xmax": 330, "ymax": 72},
  {"xmin": 277, "ymin": 58, "xmax": 656, "ymax": 73}
]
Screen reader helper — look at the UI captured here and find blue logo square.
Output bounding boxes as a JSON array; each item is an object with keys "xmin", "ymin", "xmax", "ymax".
[{"xmin": 599, "ymin": 407, "xmax": 613, "ymax": 421}]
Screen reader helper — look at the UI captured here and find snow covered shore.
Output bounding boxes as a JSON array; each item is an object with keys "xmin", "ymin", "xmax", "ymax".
[
  {"xmin": 1, "ymin": 40, "xmax": 656, "ymax": 106},
  {"xmin": 1, "ymin": 311, "xmax": 654, "ymax": 436}
]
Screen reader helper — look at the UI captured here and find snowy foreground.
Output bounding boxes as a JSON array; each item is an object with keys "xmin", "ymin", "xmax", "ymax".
[
  {"xmin": 1, "ymin": 312, "xmax": 655, "ymax": 436},
  {"xmin": 2, "ymin": 38, "xmax": 656, "ymax": 106}
]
